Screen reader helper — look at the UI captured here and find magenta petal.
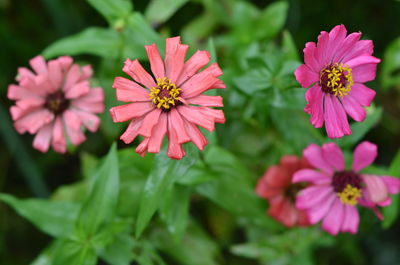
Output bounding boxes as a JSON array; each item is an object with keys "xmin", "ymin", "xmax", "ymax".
[
  {"xmin": 294, "ymin": 64, "xmax": 319, "ymax": 88},
  {"xmin": 292, "ymin": 169, "xmax": 331, "ymax": 185},
  {"xmin": 345, "ymin": 55, "xmax": 381, "ymax": 70},
  {"xmin": 349, "ymin": 83, "xmax": 376, "ymax": 107},
  {"xmin": 304, "ymin": 84, "xmax": 324, "ymax": 128},
  {"xmin": 303, "ymin": 42, "xmax": 321, "ymax": 72},
  {"xmin": 315, "ymin": 31, "xmax": 330, "ymax": 66},
  {"xmin": 303, "ymin": 144, "xmax": 333, "ymax": 174},
  {"xmin": 296, "ymin": 185, "xmax": 333, "ymax": 210},
  {"xmin": 341, "ymin": 94, "xmax": 366, "ymax": 122},
  {"xmin": 352, "ymin": 63, "xmax": 379, "ymax": 83},
  {"xmin": 362, "ymin": 175, "xmax": 389, "ymax": 204},
  {"xmin": 322, "ymin": 198, "xmax": 344, "ymax": 235},
  {"xmin": 341, "ymin": 39, "xmax": 373, "ymax": 63},
  {"xmin": 324, "ymin": 95, "xmax": 351, "ymax": 138},
  {"xmin": 341, "ymin": 205, "xmax": 359, "ymax": 234},
  {"xmin": 381, "ymin": 176, "xmax": 400, "ymax": 194},
  {"xmin": 307, "ymin": 194, "xmax": 337, "ymax": 224},
  {"xmin": 322, "ymin": 142, "xmax": 345, "ymax": 171},
  {"xmin": 352, "ymin": 141, "xmax": 377, "ymax": 171}
]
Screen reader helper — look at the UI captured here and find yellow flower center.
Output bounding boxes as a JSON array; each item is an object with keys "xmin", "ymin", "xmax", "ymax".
[
  {"xmin": 337, "ymin": 184, "xmax": 361, "ymax": 206},
  {"xmin": 149, "ymin": 77, "xmax": 181, "ymax": 110},
  {"xmin": 320, "ymin": 63, "xmax": 354, "ymax": 98}
]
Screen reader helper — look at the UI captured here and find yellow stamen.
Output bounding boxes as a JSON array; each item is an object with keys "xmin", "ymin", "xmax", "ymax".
[
  {"xmin": 337, "ymin": 184, "xmax": 361, "ymax": 205},
  {"xmin": 149, "ymin": 77, "xmax": 181, "ymax": 110},
  {"xmin": 320, "ymin": 63, "xmax": 354, "ymax": 98}
]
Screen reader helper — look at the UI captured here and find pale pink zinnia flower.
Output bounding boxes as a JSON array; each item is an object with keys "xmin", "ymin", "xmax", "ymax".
[
  {"xmin": 256, "ymin": 155, "xmax": 312, "ymax": 228},
  {"xmin": 295, "ymin": 25, "xmax": 381, "ymax": 138},
  {"xmin": 293, "ymin": 141, "xmax": 400, "ymax": 235},
  {"xmin": 110, "ymin": 36, "xmax": 225, "ymax": 159},
  {"xmin": 8, "ymin": 56, "xmax": 104, "ymax": 153}
]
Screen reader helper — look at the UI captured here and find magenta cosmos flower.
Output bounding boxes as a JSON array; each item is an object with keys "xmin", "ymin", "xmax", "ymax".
[
  {"xmin": 293, "ymin": 142, "xmax": 400, "ymax": 235},
  {"xmin": 110, "ymin": 36, "xmax": 225, "ymax": 159},
  {"xmin": 8, "ymin": 56, "xmax": 104, "ymax": 153},
  {"xmin": 295, "ymin": 25, "xmax": 381, "ymax": 138}
]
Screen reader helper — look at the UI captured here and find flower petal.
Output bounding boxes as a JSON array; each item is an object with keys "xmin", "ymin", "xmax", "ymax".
[
  {"xmin": 183, "ymin": 119, "xmax": 208, "ymax": 151},
  {"xmin": 147, "ymin": 113, "xmax": 168, "ymax": 153},
  {"xmin": 322, "ymin": 142, "xmax": 345, "ymax": 171},
  {"xmin": 292, "ymin": 169, "xmax": 331, "ymax": 185},
  {"xmin": 123, "ymin": 59, "xmax": 156, "ymax": 89},
  {"xmin": 33, "ymin": 123, "xmax": 53, "ymax": 153},
  {"xmin": 349, "ymin": 83, "xmax": 376, "ymax": 107},
  {"xmin": 362, "ymin": 175, "xmax": 388, "ymax": 204},
  {"xmin": 145, "ymin": 43, "xmax": 165, "ymax": 79},
  {"xmin": 51, "ymin": 117, "xmax": 66, "ymax": 153},
  {"xmin": 352, "ymin": 141, "xmax": 377, "ymax": 171},
  {"xmin": 14, "ymin": 109, "xmax": 54, "ymax": 134},
  {"xmin": 296, "ymin": 185, "xmax": 333, "ymax": 210},
  {"xmin": 324, "ymin": 94, "xmax": 352, "ymax": 139},
  {"xmin": 306, "ymin": 194, "xmax": 337, "ymax": 224},
  {"xmin": 29, "ymin": 56, "xmax": 47, "ymax": 74},
  {"xmin": 137, "ymin": 108, "xmax": 162, "ymax": 138},
  {"xmin": 113, "ymin": 77, "xmax": 150, "ymax": 102},
  {"xmin": 303, "ymin": 144, "xmax": 334, "ymax": 174},
  {"xmin": 304, "ymin": 84, "xmax": 324, "ymax": 128},
  {"xmin": 109, "ymin": 102, "xmax": 154, "ymax": 123},
  {"xmin": 176, "ymin": 50, "xmax": 211, "ymax": 86},
  {"xmin": 177, "ymin": 105, "xmax": 215, "ymax": 132},
  {"xmin": 120, "ymin": 117, "xmax": 144, "ymax": 144},
  {"xmin": 381, "ymin": 176, "xmax": 400, "ymax": 194},
  {"xmin": 340, "ymin": 94, "xmax": 366, "ymax": 122},
  {"xmin": 322, "ymin": 199, "xmax": 345, "ymax": 235},
  {"xmin": 164, "ymin": 37, "xmax": 189, "ymax": 84},
  {"xmin": 294, "ymin": 64, "xmax": 319, "ymax": 88},
  {"xmin": 187, "ymin": 95, "xmax": 223, "ymax": 107},
  {"xmin": 169, "ymin": 108, "xmax": 191, "ymax": 144},
  {"xmin": 180, "ymin": 63, "xmax": 222, "ymax": 98},
  {"xmin": 341, "ymin": 205, "xmax": 359, "ymax": 234}
]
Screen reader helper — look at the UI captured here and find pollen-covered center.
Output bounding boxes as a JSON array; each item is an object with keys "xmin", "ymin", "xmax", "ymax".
[
  {"xmin": 45, "ymin": 91, "xmax": 69, "ymax": 115},
  {"xmin": 332, "ymin": 170, "xmax": 362, "ymax": 205},
  {"xmin": 150, "ymin": 77, "xmax": 181, "ymax": 111},
  {"xmin": 320, "ymin": 63, "xmax": 354, "ymax": 98}
]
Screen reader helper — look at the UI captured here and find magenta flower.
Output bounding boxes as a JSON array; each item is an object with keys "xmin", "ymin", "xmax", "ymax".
[
  {"xmin": 295, "ymin": 25, "xmax": 381, "ymax": 138},
  {"xmin": 293, "ymin": 141, "xmax": 400, "ymax": 235},
  {"xmin": 110, "ymin": 36, "xmax": 225, "ymax": 160},
  {"xmin": 8, "ymin": 56, "xmax": 104, "ymax": 153}
]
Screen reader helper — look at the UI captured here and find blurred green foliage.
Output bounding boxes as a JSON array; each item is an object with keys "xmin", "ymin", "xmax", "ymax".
[{"xmin": 1, "ymin": 0, "xmax": 400, "ymax": 265}]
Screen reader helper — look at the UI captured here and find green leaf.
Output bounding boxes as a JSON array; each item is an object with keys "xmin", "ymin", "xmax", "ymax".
[
  {"xmin": 234, "ymin": 68, "xmax": 272, "ymax": 95},
  {"xmin": 159, "ymin": 185, "xmax": 191, "ymax": 241},
  {"xmin": 255, "ymin": 1, "xmax": 288, "ymax": 40},
  {"xmin": 0, "ymin": 193, "xmax": 79, "ymax": 238},
  {"xmin": 336, "ymin": 106, "xmax": 382, "ymax": 148},
  {"xmin": 75, "ymin": 143, "xmax": 120, "ymax": 238},
  {"xmin": 43, "ymin": 27, "xmax": 121, "ymax": 59},
  {"xmin": 145, "ymin": 0, "xmax": 189, "ymax": 25},
  {"xmin": 100, "ymin": 234, "xmax": 135, "ymax": 265},
  {"xmin": 381, "ymin": 37, "xmax": 400, "ymax": 90},
  {"xmin": 135, "ymin": 144, "xmax": 199, "ymax": 237},
  {"xmin": 282, "ymin": 30, "xmax": 299, "ymax": 61},
  {"xmin": 87, "ymin": 0, "xmax": 133, "ymax": 27},
  {"xmin": 383, "ymin": 150, "xmax": 400, "ymax": 228},
  {"xmin": 52, "ymin": 239, "xmax": 97, "ymax": 265}
]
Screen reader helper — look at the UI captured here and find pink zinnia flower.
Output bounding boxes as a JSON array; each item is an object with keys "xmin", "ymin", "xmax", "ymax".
[
  {"xmin": 8, "ymin": 56, "xmax": 104, "ymax": 153},
  {"xmin": 293, "ymin": 141, "xmax": 400, "ymax": 235},
  {"xmin": 110, "ymin": 36, "xmax": 225, "ymax": 159},
  {"xmin": 294, "ymin": 25, "xmax": 381, "ymax": 138},
  {"xmin": 256, "ymin": 155, "xmax": 312, "ymax": 227}
]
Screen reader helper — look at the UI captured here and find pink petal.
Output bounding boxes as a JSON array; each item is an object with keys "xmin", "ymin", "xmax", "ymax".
[
  {"xmin": 33, "ymin": 123, "xmax": 53, "ymax": 153},
  {"xmin": 303, "ymin": 42, "xmax": 322, "ymax": 72},
  {"xmin": 14, "ymin": 108, "xmax": 54, "ymax": 134},
  {"xmin": 29, "ymin": 56, "xmax": 47, "ymax": 74},
  {"xmin": 120, "ymin": 117, "xmax": 144, "ymax": 144},
  {"xmin": 47, "ymin": 60, "xmax": 63, "ymax": 88},
  {"xmin": 341, "ymin": 205, "xmax": 359, "ymax": 234},
  {"xmin": 167, "ymin": 118, "xmax": 185, "ymax": 160},
  {"xmin": 322, "ymin": 142, "xmax": 345, "ymax": 171},
  {"xmin": 315, "ymin": 31, "xmax": 331, "ymax": 66},
  {"xmin": 65, "ymin": 80, "xmax": 90, "ymax": 99},
  {"xmin": 79, "ymin": 65, "xmax": 93, "ymax": 81},
  {"xmin": 294, "ymin": 64, "xmax": 319, "ymax": 88},
  {"xmin": 169, "ymin": 108, "xmax": 190, "ymax": 144},
  {"xmin": 76, "ymin": 87, "xmax": 104, "ymax": 103},
  {"xmin": 324, "ymin": 95, "xmax": 351, "ymax": 139},
  {"xmin": 332, "ymin": 32, "xmax": 362, "ymax": 62},
  {"xmin": 296, "ymin": 185, "xmax": 333, "ymax": 210},
  {"xmin": 340, "ymin": 94, "xmax": 366, "ymax": 122},
  {"xmin": 136, "ymin": 137, "xmax": 150, "ymax": 157},
  {"xmin": 180, "ymin": 63, "xmax": 222, "ymax": 98},
  {"xmin": 349, "ymin": 83, "xmax": 376, "ymax": 107},
  {"xmin": 62, "ymin": 64, "xmax": 81, "ymax": 92},
  {"xmin": 341, "ymin": 39, "xmax": 373, "ymax": 63},
  {"xmin": 304, "ymin": 84, "xmax": 324, "ymax": 128},
  {"xmin": 352, "ymin": 63, "xmax": 379, "ymax": 83},
  {"xmin": 71, "ymin": 88, "xmax": 105, "ymax": 113},
  {"xmin": 303, "ymin": 144, "xmax": 334, "ymax": 174},
  {"xmin": 177, "ymin": 105, "xmax": 215, "ymax": 131},
  {"xmin": 187, "ymin": 95, "xmax": 223, "ymax": 107},
  {"xmin": 306, "ymin": 194, "xmax": 337, "ymax": 224},
  {"xmin": 147, "ymin": 113, "xmax": 168, "ymax": 153},
  {"xmin": 352, "ymin": 141, "xmax": 377, "ymax": 171},
  {"xmin": 176, "ymin": 50, "xmax": 211, "ymax": 86},
  {"xmin": 113, "ymin": 77, "xmax": 150, "ymax": 102},
  {"xmin": 51, "ymin": 117, "xmax": 66, "ymax": 153},
  {"xmin": 17, "ymin": 67, "xmax": 35, "ymax": 81},
  {"xmin": 321, "ymin": 198, "xmax": 344, "ymax": 235},
  {"xmin": 109, "ymin": 102, "xmax": 154, "ymax": 123},
  {"xmin": 72, "ymin": 110, "xmax": 100, "ymax": 132},
  {"xmin": 210, "ymin": 79, "xmax": 226, "ymax": 89},
  {"xmin": 362, "ymin": 175, "xmax": 389, "ymax": 204},
  {"xmin": 123, "ymin": 59, "xmax": 156, "ymax": 89},
  {"xmin": 35, "ymin": 74, "xmax": 57, "ymax": 94},
  {"xmin": 345, "ymin": 55, "xmax": 381, "ymax": 70},
  {"xmin": 63, "ymin": 110, "xmax": 81, "ymax": 131},
  {"xmin": 164, "ymin": 36, "xmax": 189, "ymax": 84},
  {"xmin": 326, "ymin": 25, "xmax": 347, "ymax": 61},
  {"xmin": 292, "ymin": 169, "xmax": 331, "ymax": 185},
  {"xmin": 137, "ymin": 108, "xmax": 162, "ymax": 137},
  {"xmin": 381, "ymin": 176, "xmax": 400, "ymax": 194},
  {"xmin": 57, "ymin": 56, "xmax": 73, "ymax": 72},
  {"xmin": 145, "ymin": 43, "xmax": 165, "ymax": 79},
  {"xmin": 65, "ymin": 126, "xmax": 86, "ymax": 146},
  {"xmin": 183, "ymin": 119, "xmax": 208, "ymax": 150},
  {"xmin": 16, "ymin": 97, "xmax": 45, "ymax": 110},
  {"xmin": 199, "ymin": 107, "xmax": 225, "ymax": 123}
]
